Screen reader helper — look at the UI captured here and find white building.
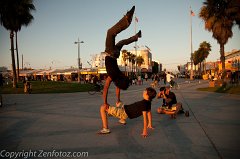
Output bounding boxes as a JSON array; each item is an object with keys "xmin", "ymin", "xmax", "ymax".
[
  {"xmin": 130, "ymin": 49, "xmax": 152, "ymax": 72},
  {"xmin": 117, "ymin": 47, "xmax": 153, "ymax": 73},
  {"xmin": 91, "ymin": 52, "xmax": 106, "ymax": 68},
  {"xmin": 91, "ymin": 47, "xmax": 153, "ymax": 73}
]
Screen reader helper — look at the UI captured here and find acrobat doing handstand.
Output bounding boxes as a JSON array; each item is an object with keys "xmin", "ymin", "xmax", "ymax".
[{"xmin": 103, "ymin": 6, "xmax": 142, "ymax": 109}]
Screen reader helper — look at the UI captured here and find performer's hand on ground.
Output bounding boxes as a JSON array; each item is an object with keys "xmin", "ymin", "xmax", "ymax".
[
  {"xmin": 157, "ymin": 107, "xmax": 162, "ymax": 114},
  {"xmin": 103, "ymin": 103, "xmax": 110, "ymax": 110},
  {"xmin": 116, "ymin": 101, "xmax": 122, "ymax": 107}
]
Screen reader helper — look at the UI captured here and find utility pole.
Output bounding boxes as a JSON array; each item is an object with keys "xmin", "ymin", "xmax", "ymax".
[
  {"xmin": 190, "ymin": 7, "xmax": 195, "ymax": 80},
  {"xmin": 22, "ymin": 54, "xmax": 23, "ymax": 70},
  {"xmin": 74, "ymin": 38, "xmax": 84, "ymax": 83}
]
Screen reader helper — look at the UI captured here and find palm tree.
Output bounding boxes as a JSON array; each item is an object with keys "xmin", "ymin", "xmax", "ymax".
[
  {"xmin": 136, "ymin": 56, "xmax": 144, "ymax": 67},
  {"xmin": 0, "ymin": 0, "xmax": 35, "ymax": 87},
  {"xmin": 192, "ymin": 50, "xmax": 200, "ymax": 72},
  {"xmin": 121, "ymin": 49, "xmax": 128, "ymax": 75},
  {"xmin": 199, "ymin": 41, "xmax": 211, "ymax": 73},
  {"xmin": 193, "ymin": 41, "xmax": 212, "ymax": 74},
  {"xmin": 129, "ymin": 53, "xmax": 136, "ymax": 74},
  {"xmin": 15, "ymin": 0, "xmax": 35, "ymax": 82},
  {"xmin": 136, "ymin": 56, "xmax": 144, "ymax": 73},
  {"xmin": 199, "ymin": 0, "xmax": 240, "ymax": 71}
]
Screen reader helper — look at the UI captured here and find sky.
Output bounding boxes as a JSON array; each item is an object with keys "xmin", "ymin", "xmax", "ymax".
[{"xmin": 0, "ymin": 0, "xmax": 239, "ymax": 71}]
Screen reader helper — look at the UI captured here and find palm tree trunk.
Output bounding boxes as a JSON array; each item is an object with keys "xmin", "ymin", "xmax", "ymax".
[
  {"xmin": 132, "ymin": 62, "xmax": 134, "ymax": 75},
  {"xmin": 220, "ymin": 44, "xmax": 225, "ymax": 71},
  {"xmin": 203, "ymin": 59, "xmax": 206, "ymax": 74},
  {"xmin": 10, "ymin": 31, "xmax": 17, "ymax": 88},
  {"xmin": 205, "ymin": 59, "xmax": 207, "ymax": 74},
  {"xmin": 124, "ymin": 64, "xmax": 126, "ymax": 76},
  {"xmin": 15, "ymin": 31, "xmax": 20, "ymax": 83},
  {"xmin": 200, "ymin": 62, "xmax": 202, "ymax": 75}
]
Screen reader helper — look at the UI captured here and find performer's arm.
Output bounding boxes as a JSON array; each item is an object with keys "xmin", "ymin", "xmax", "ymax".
[
  {"xmin": 116, "ymin": 87, "xmax": 121, "ymax": 104},
  {"xmin": 142, "ymin": 111, "xmax": 148, "ymax": 138},
  {"xmin": 147, "ymin": 111, "xmax": 154, "ymax": 129}
]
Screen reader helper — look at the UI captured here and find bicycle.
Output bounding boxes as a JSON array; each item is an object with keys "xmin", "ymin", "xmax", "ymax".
[
  {"xmin": 88, "ymin": 83, "xmax": 104, "ymax": 95},
  {"xmin": 170, "ymin": 79, "xmax": 180, "ymax": 89}
]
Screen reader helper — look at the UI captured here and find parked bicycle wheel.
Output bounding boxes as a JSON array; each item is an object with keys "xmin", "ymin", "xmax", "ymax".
[
  {"xmin": 88, "ymin": 83, "xmax": 103, "ymax": 95},
  {"xmin": 88, "ymin": 85, "xmax": 97, "ymax": 95},
  {"xmin": 88, "ymin": 90, "xmax": 96, "ymax": 95},
  {"xmin": 170, "ymin": 80, "xmax": 179, "ymax": 90}
]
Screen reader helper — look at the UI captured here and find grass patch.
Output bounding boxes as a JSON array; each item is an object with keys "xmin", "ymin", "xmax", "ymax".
[
  {"xmin": 197, "ymin": 85, "xmax": 240, "ymax": 95},
  {"xmin": 1, "ymin": 81, "xmax": 95, "ymax": 94}
]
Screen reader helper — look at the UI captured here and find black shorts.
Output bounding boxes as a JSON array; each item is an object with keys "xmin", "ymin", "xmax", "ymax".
[{"xmin": 105, "ymin": 56, "xmax": 129, "ymax": 90}]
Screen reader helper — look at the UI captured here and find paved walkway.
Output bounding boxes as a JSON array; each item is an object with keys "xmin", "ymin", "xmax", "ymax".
[{"xmin": 0, "ymin": 80, "xmax": 240, "ymax": 159}]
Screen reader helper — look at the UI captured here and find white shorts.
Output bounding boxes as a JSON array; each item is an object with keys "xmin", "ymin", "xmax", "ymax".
[{"xmin": 107, "ymin": 106, "xmax": 128, "ymax": 120}]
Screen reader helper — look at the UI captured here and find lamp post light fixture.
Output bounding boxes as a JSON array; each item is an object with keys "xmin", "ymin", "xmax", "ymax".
[{"xmin": 74, "ymin": 38, "xmax": 84, "ymax": 83}]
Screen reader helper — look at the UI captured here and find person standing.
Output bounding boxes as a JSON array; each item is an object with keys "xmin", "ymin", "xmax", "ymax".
[
  {"xmin": 166, "ymin": 72, "xmax": 174, "ymax": 84},
  {"xmin": 145, "ymin": 73, "xmax": 148, "ymax": 81}
]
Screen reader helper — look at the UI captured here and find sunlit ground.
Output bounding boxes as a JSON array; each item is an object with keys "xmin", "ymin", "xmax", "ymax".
[{"xmin": 197, "ymin": 85, "xmax": 240, "ymax": 95}]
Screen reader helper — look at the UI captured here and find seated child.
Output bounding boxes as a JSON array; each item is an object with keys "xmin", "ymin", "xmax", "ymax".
[
  {"xmin": 156, "ymin": 86, "xmax": 184, "ymax": 119},
  {"xmin": 99, "ymin": 87, "xmax": 157, "ymax": 138}
]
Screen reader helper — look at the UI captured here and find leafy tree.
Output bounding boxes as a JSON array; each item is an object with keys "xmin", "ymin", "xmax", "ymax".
[{"xmin": 199, "ymin": 0, "xmax": 240, "ymax": 71}]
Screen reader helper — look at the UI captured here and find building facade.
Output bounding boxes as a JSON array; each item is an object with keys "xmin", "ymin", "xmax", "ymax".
[
  {"xmin": 91, "ymin": 48, "xmax": 153, "ymax": 74},
  {"xmin": 224, "ymin": 49, "xmax": 240, "ymax": 71},
  {"xmin": 128, "ymin": 48, "xmax": 153, "ymax": 72}
]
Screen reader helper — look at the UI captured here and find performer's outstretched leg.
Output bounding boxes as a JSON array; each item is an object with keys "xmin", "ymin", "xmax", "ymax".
[
  {"xmin": 115, "ymin": 30, "xmax": 142, "ymax": 51},
  {"xmin": 105, "ymin": 6, "xmax": 135, "ymax": 57}
]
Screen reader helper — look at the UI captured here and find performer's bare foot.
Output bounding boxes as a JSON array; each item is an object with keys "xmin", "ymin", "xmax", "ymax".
[
  {"xmin": 125, "ymin": 6, "xmax": 135, "ymax": 24},
  {"xmin": 136, "ymin": 30, "xmax": 142, "ymax": 38}
]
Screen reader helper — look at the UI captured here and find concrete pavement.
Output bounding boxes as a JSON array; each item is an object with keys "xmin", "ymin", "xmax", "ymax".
[{"xmin": 0, "ymin": 79, "xmax": 240, "ymax": 159}]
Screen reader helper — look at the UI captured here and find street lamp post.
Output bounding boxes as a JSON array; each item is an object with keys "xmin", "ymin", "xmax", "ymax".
[{"xmin": 74, "ymin": 38, "xmax": 84, "ymax": 83}]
